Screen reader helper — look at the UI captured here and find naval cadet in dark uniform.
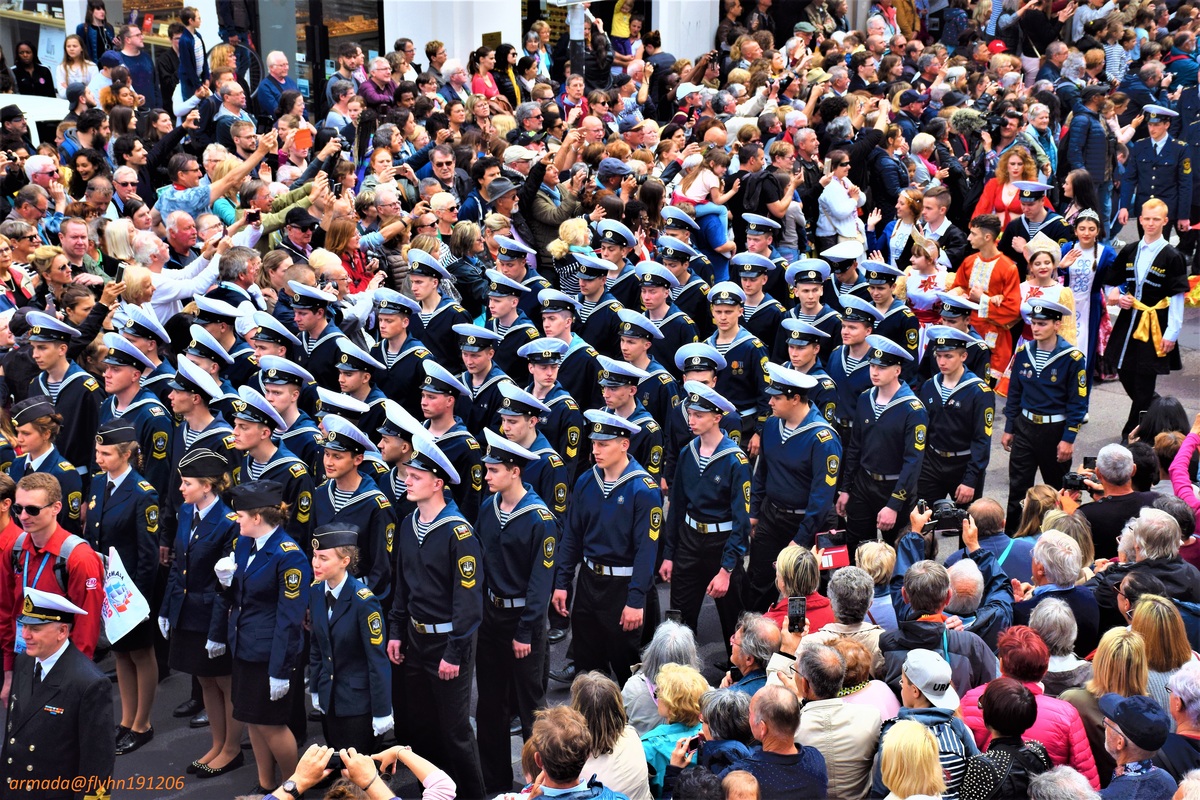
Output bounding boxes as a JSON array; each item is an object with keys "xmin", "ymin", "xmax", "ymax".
[
  {"xmin": 779, "ymin": 320, "xmax": 838, "ymax": 423},
  {"xmin": 1001, "ymin": 299, "xmax": 1089, "ymax": 532},
  {"xmin": 826, "ymin": 296, "xmax": 882, "ymax": 441},
  {"xmin": 1118, "ymin": 105, "xmax": 1194, "ymax": 232},
  {"xmin": 662, "ymin": 344, "xmax": 742, "ymax": 488},
  {"xmin": 998, "ymin": 182, "xmax": 1073, "ymax": 281},
  {"xmin": 25, "ymin": 312, "xmax": 103, "ymax": 496},
  {"xmin": 537, "ymin": 290, "xmax": 604, "ymax": 414},
  {"xmin": 1, "ymin": 589, "xmax": 113, "ymax": 800},
  {"xmin": 255, "ymin": 356, "xmax": 325, "ymax": 476},
  {"xmin": 453, "ymin": 323, "xmax": 514, "ymax": 439},
  {"xmin": 374, "ymin": 400, "xmax": 420, "ymax": 524},
  {"xmin": 657, "ymin": 236, "xmax": 714, "ymax": 340},
  {"xmin": 551, "ymin": 410, "xmax": 663, "ymax": 684},
  {"xmin": 288, "ymin": 280, "xmax": 347, "ymax": 390},
  {"xmin": 745, "ymin": 364, "xmax": 841, "ymax": 612},
  {"xmin": 661, "ymin": 383, "xmax": 750, "ymax": 645},
  {"xmin": 405, "ymin": 249, "xmax": 472, "ymax": 372},
  {"xmin": 335, "ymin": 338, "xmax": 389, "ymax": 440},
  {"xmin": 97, "ymin": 333, "xmax": 174, "ymax": 494},
  {"xmin": 420, "ymin": 361, "xmax": 484, "ymax": 522},
  {"xmin": 821, "ymin": 240, "xmax": 872, "ymax": 313},
  {"xmin": 370, "ymin": 289, "xmax": 431, "ymax": 419},
  {"xmin": 917, "ymin": 326, "xmax": 995, "ymax": 506},
  {"xmin": 774, "ymin": 259, "xmax": 842, "ymax": 364},
  {"xmin": 307, "ymin": 523, "xmax": 393, "ymax": 755},
  {"xmin": 573, "ymin": 254, "xmax": 625, "ymax": 360},
  {"xmin": 385, "ymin": 438, "xmax": 486, "ymax": 799},
  {"xmin": 636, "ymin": 262, "xmax": 699, "ymax": 380},
  {"xmin": 484, "ymin": 269, "xmax": 541, "ymax": 377},
  {"xmin": 247, "ymin": 311, "xmax": 322, "ymax": 419},
  {"xmin": 194, "ymin": 296, "xmax": 260, "ymax": 388},
  {"xmin": 311, "ymin": 415, "xmax": 396, "ymax": 602},
  {"xmin": 518, "ymin": 338, "xmax": 587, "ymax": 486},
  {"xmin": 497, "ymin": 382, "xmax": 570, "ymax": 519},
  {"xmin": 836, "ymin": 336, "xmax": 927, "ymax": 554},
  {"xmin": 492, "ymin": 236, "xmax": 551, "ymax": 325},
  {"xmin": 661, "ymin": 206, "xmax": 717, "ymax": 286},
  {"xmin": 475, "ymin": 430, "xmax": 557, "ymax": 793},
  {"xmin": 917, "ymin": 293, "xmax": 993, "ymax": 385},
  {"xmin": 741, "ymin": 214, "xmax": 792, "ymax": 305},
  {"xmin": 730, "ymin": 253, "xmax": 786, "ymax": 347},
  {"xmin": 184, "ymin": 325, "xmax": 241, "ymax": 424},
  {"xmin": 596, "ymin": 220, "xmax": 642, "ymax": 310},
  {"xmin": 617, "ymin": 309, "xmax": 681, "ymax": 427},
  {"xmin": 862, "ymin": 261, "xmax": 920, "ymax": 383},
  {"xmin": 119, "ymin": 303, "xmax": 176, "ymax": 407},
  {"xmin": 7, "ymin": 396, "xmax": 84, "ymax": 536},
  {"xmin": 705, "ymin": 282, "xmax": 770, "ymax": 455},
  {"xmin": 597, "ymin": 356, "xmax": 666, "ymax": 482}
]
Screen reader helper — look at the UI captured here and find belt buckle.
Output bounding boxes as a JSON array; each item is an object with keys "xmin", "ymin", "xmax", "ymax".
[
  {"xmin": 592, "ymin": 561, "xmax": 605, "ymax": 575},
  {"xmin": 1033, "ymin": 413, "xmax": 1044, "ymax": 423},
  {"xmin": 697, "ymin": 521, "xmax": 708, "ymax": 534},
  {"xmin": 492, "ymin": 595, "xmax": 505, "ymax": 608},
  {"xmin": 413, "ymin": 621, "xmax": 427, "ymax": 634}
]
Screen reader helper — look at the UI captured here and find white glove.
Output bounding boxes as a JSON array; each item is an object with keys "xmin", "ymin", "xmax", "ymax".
[
  {"xmin": 205, "ymin": 640, "xmax": 226, "ymax": 658},
  {"xmin": 372, "ymin": 714, "xmax": 394, "ymax": 736},
  {"xmin": 214, "ymin": 555, "xmax": 236, "ymax": 588},
  {"xmin": 269, "ymin": 677, "xmax": 290, "ymax": 701},
  {"xmin": 157, "ymin": 617, "xmax": 169, "ymax": 638},
  {"xmin": 311, "ymin": 693, "xmax": 322, "ymax": 714}
]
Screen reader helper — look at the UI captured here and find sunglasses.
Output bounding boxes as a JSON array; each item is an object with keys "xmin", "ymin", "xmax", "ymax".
[
  {"xmin": 432, "ymin": 160, "xmax": 455, "ymax": 168},
  {"xmin": 13, "ymin": 503, "xmax": 52, "ymax": 516},
  {"xmin": 115, "ymin": 181, "xmax": 136, "ymax": 187}
]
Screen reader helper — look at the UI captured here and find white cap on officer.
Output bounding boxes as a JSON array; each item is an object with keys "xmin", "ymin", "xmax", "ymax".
[
  {"xmin": 781, "ymin": 319, "xmax": 830, "ymax": 346},
  {"xmin": 482, "ymin": 427, "xmax": 540, "ymax": 466},
  {"xmin": 485, "ymin": 269, "xmax": 530, "ymax": 297},
  {"xmin": 336, "ymin": 337, "xmax": 386, "ymax": 372},
  {"xmin": 635, "ymin": 261, "xmax": 680, "ymax": 289},
  {"xmin": 517, "ymin": 337, "xmax": 569, "ymax": 364},
  {"xmin": 866, "ymin": 334, "xmax": 914, "ymax": 365},
  {"xmin": 675, "ymin": 343, "xmax": 727, "ymax": 373},
  {"xmin": 656, "ymin": 236, "xmax": 698, "ymax": 262},
  {"xmin": 25, "ymin": 311, "xmax": 79, "ymax": 343},
  {"xmin": 731, "ymin": 252, "xmax": 775, "ymax": 278},
  {"xmin": 454, "ymin": 323, "xmax": 503, "ymax": 352},
  {"xmin": 407, "ymin": 436, "xmax": 461, "ymax": 484},
  {"xmin": 233, "ymin": 385, "xmax": 286, "ymax": 430},
  {"xmin": 575, "ymin": 253, "xmax": 617, "ymax": 279},
  {"xmin": 786, "ymin": 259, "xmax": 831, "ymax": 285},
  {"xmin": 708, "ymin": 281, "xmax": 746, "ymax": 306},
  {"xmin": 821, "ymin": 239, "xmax": 865, "ymax": 264},
  {"xmin": 538, "ymin": 289, "xmax": 582, "ymax": 315},
  {"xmin": 498, "ymin": 381, "xmax": 551, "ymax": 416},
  {"xmin": 597, "ymin": 354, "xmax": 649, "ymax": 387},
  {"xmin": 925, "ymin": 325, "xmax": 975, "ymax": 351},
  {"xmin": 250, "ymin": 310, "xmax": 303, "ymax": 348},
  {"xmin": 258, "ymin": 355, "xmax": 314, "ymax": 386},
  {"xmin": 617, "ymin": 309, "xmax": 664, "ymax": 340},
  {"xmin": 102, "ymin": 331, "xmax": 154, "ymax": 371},
  {"xmin": 168, "ymin": 356, "xmax": 222, "ymax": 398},
  {"xmin": 422, "ymin": 360, "xmax": 472, "ymax": 396},
  {"xmin": 406, "ymin": 249, "xmax": 453, "ymax": 281},
  {"xmin": 765, "ymin": 362, "xmax": 819, "ymax": 395},
  {"xmin": 374, "ymin": 288, "xmax": 420, "ymax": 316},
  {"xmin": 186, "ymin": 324, "xmax": 234, "ymax": 365},
  {"xmin": 121, "ymin": 302, "xmax": 170, "ymax": 344},
  {"xmin": 584, "ymin": 409, "xmax": 640, "ymax": 439},
  {"xmin": 194, "ymin": 295, "xmax": 244, "ymax": 325},
  {"xmin": 322, "ymin": 414, "xmax": 373, "ymax": 454},
  {"xmin": 840, "ymin": 296, "xmax": 884, "ymax": 325},
  {"xmin": 682, "ymin": 380, "xmax": 736, "ymax": 414},
  {"xmin": 19, "ymin": 587, "xmax": 87, "ymax": 626},
  {"xmin": 316, "ymin": 388, "xmax": 370, "ymax": 418},
  {"xmin": 598, "ymin": 219, "xmax": 636, "ymax": 248},
  {"xmin": 1022, "ymin": 298, "xmax": 1071, "ymax": 321}
]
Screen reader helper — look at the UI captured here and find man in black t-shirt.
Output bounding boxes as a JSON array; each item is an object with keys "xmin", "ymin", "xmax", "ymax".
[{"xmin": 1076, "ymin": 443, "xmax": 1160, "ymax": 559}]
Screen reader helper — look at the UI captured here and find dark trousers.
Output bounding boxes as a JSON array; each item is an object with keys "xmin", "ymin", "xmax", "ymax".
[
  {"xmin": 476, "ymin": 603, "xmax": 547, "ymax": 793},
  {"xmin": 1006, "ymin": 416, "xmax": 1070, "ymax": 533},
  {"xmin": 670, "ymin": 523, "xmax": 744, "ymax": 646},
  {"xmin": 402, "ymin": 629, "xmax": 485, "ymax": 800},
  {"xmin": 744, "ymin": 502, "xmax": 805, "ymax": 613},
  {"xmin": 1118, "ymin": 357, "xmax": 1160, "ymax": 440},
  {"xmin": 321, "ymin": 703, "xmax": 373, "ymax": 755},
  {"xmin": 572, "ymin": 568, "xmax": 643, "ymax": 685},
  {"xmin": 845, "ymin": 472, "xmax": 914, "ymax": 556},
  {"xmin": 1177, "ymin": 203, "xmax": 1200, "ymax": 273},
  {"xmin": 917, "ymin": 453, "xmax": 979, "ymax": 504}
]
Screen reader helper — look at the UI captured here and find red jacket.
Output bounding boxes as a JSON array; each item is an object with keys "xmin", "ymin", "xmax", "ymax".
[
  {"xmin": 0, "ymin": 525, "xmax": 105, "ymax": 670},
  {"xmin": 766, "ymin": 592, "xmax": 835, "ymax": 633},
  {"xmin": 960, "ymin": 680, "xmax": 1101, "ymax": 789}
]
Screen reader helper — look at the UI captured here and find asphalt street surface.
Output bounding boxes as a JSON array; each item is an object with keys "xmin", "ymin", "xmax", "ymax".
[{"xmin": 7, "ymin": 302, "xmax": 1198, "ymax": 800}]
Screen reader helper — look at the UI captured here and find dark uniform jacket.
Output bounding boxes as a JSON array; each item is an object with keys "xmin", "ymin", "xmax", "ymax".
[
  {"xmin": 533, "ymin": 383, "xmax": 585, "ymax": 483},
  {"xmin": 742, "ymin": 295, "xmax": 786, "ymax": 348},
  {"xmin": 33, "ymin": 365, "xmax": 103, "ymax": 481},
  {"xmin": 521, "ymin": 433, "xmax": 570, "ymax": 519},
  {"xmin": 233, "ymin": 444, "xmax": 316, "ymax": 543},
  {"xmin": 772, "ymin": 305, "xmax": 843, "ymax": 365},
  {"xmin": 308, "ymin": 574, "xmax": 391, "ymax": 717},
  {"xmin": 648, "ymin": 307, "xmax": 700, "ymax": 380},
  {"xmin": 666, "ymin": 435, "xmax": 752, "ymax": 571},
  {"xmin": 751, "ymin": 407, "xmax": 841, "ymax": 546},
  {"xmin": 1103, "ymin": 241, "xmax": 1189, "ymax": 374},
  {"xmin": 822, "ymin": 273, "xmax": 871, "ymax": 312},
  {"xmin": 426, "ymin": 420, "xmax": 483, "ymax": 522},
  {"xmin": 636, "ymin": 359, "xmax": 681, "ymax": 428},
  {"xmin": 408, "ymin": 297, "xmax": 471, "ymax": 371},
  {"xmin": 671, "ymin": 274, "xmax": 713, "ymax": 339},
  {"xmin": 918, "ymin": 373, "xmax": 994, "ymax": 491},
  {"xmin": 371, "ymin": 335, "xmax": 432, "ymax": 418},
  {"xmin": 140, "ymin": 360, "xmax": 177, "ymax": 406},
  {"xmin": 97, "ymin": 390, "xmax": 173, "ymax": 491},
  {"xmin": 917, "ymin": 330, "xmax": 992, "ymax": 385},
  {"xmin": 706, "ymin": 328, "xmax": 770, "ymax": 437},
  {"xmin": 311, "ymin": 477, "xmax": 396, "ymax": 601},
  {"xmin": 456, "ymin": 366, "xmax": 513, "ymax": 439},
  {"xmin": 8, "ymin": 448, "xmax": 83, "ymax": 536},
  {"xmin": 873, "ymin": 300, "xmax": 920, "ymax": 384},
  {"xmin": 843, "ymin": 384, "xmax": 928, "ymax": 513},
  {"xmin": 488, "ymin": 312, "xmax": 541, "ymax": 378},
  {"xmin": 88, "ymin": 469, "xmax": 159, "ymax": 598},
  {"xmin": 476, "ymin": 488, "xmax": 557, "ymax": 644},
  {"xmin": 1000, "ymin": 213, "xmax": 1073, "ymax": 280},
  {"xmin": 1119, "ymin": 136, "xmax": 1194, "ymax": 222},
  {"xmin": 662, "ymin": 401, "xmax": 742, "ymax": 487},
  {"xmin": 1002, "ymin": 337, "xmax": 1089, "ymax": 444},
  {"xmin": 297, "ymin": 322, "xmax": 347, "ymax": 391},
  {"xmin": 576, "ymin": 293, "xmax": 625, "ymax": 360},
  {"xmin": 160, "ymin": 498, "xmax": 239, "ymax": 639},
  {"xmin": 826, "ymin": 346, "xmax": 873, "ymax": 426},
  {"xmin": 557, "ymin": 336, "xmax": 603, "ymax": 413},
  {"xmin": 275, "ymin": 412, "xmax": 325, "ymax": 477}
]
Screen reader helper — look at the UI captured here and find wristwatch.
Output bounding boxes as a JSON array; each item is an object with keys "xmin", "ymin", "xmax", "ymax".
[{"xmin": 278, "ymin": 780, "xmax": 300, "ymax": 799}]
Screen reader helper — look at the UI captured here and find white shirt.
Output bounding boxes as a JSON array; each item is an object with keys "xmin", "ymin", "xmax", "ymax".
[
  {"xmin": 36, "ymin": 638, "xmax": 71, "ymax": 680},
  {"xmin": 105, "ymin": 466, "xmax": 133, "ymax": 493},
  {"xmin": 1133, "ymin": 235, "xmax": 1185, "ymax": 341},
  {"xmin": 324, "ymin": 574, "xmax": 347, "ymax": 619}
]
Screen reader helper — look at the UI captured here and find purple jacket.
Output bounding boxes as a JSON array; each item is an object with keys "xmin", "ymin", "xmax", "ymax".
[{"xmin": 360, "ymin": 78, "xmax": 397, "ymax": 113}]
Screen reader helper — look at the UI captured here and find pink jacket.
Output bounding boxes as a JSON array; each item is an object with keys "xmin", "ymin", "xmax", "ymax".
[
  {"xmin": 1169, "ymin": 433, "xmax": 1200, "ymax": 515},
  {"xmin": 960, "ymin": 680, "xmax": 1100, "ymax": 789}
]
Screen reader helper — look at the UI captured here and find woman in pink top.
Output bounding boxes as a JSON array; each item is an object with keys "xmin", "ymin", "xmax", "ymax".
[
  {"xmin": 1169, "ymin": 414, "xmax": 1200, "ymax": 517},
  {"xmin": 832, "ymin": 638, "xmax": 901, "ymax": 721},
  {"xmin": 469, "ymin": 47, "xmax": 500, "ymax": 95}
]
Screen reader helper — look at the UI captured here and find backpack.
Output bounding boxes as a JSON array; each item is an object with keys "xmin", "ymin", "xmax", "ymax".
[{"xmin": 12, "ymin": 532, "xmax": 109, "ymax": 648}]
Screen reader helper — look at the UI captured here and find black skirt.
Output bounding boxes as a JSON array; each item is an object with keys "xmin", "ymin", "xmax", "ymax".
[
  {"xmin": 169, "ymin": 628, "xmax": 232, "ymax": 677},
  {"xmin": 111, "ymin": 617, "xmax": 155, "ymax": 652},
  {"xmin": 232, "ymin": 658, "xmax": 301, "ymax": 726}
]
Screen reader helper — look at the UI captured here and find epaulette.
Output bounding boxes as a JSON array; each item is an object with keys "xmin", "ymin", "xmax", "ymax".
[
  {"xmin": 642, "ymin": 476, "xmax": 657, "ymax": 490},
  {"xmin": 454, "ymin": 523, "xmax": 472, "ymax": 540},
  {"xmin": 584, "ymin": 347, "xmax": 598, "ymax": 358},
  {"xmin": 565, "ymin": 398, "xmax": 579, "ymax": 410},
  {"xmin": 149, "ymin": 406, "xmax": 165, "ymax": 416},
  {"xmin": 375, "ymin": 495, "xmax": 391, "ymax": 509},
  {"xmin": 981, "ymin": 384, "xmax": 993, "ymax": 393},
  {"xmin": 289, "ymin": 463, "xmax": 307, "ymax": 478},
  {"xmin": 223, "ymin": 434, "xmax": 236, "ymax": 448},
  {"xmin": 735, "ymin": 452, "xmax": 749, "ymax": 465},
  {"xmin": 606, "ymin": 301, "xmax": 622, "ymax": 311},
  {"xmin": 84, "ymin": 377, "xmax": 99, "ymax": 391},
  {"xmin": 816, "ymin": 429, "xmax": 833, "ymax": 442},
  {"xmin": 357, "ymin": 587, "xmax": 373, "ymax": 599},
  {"xmin": 453, "ymin": 304, "xmax": 466, "ymax": 313},
  {"xmin": 1070, "ymin": 350, "xmax": 1083, "ymax": 361},
  {"xmin": 537, "ymin": 508, "xmax": 554, "ymax": 522},
  {"xmin": 658, "ymin": 374, "xmax": 673, "ymax": 385},
  {"xmin": 909, "ymin": 400, "xmax": 923, "ymax": 411},
  {"xmin": 467, "ymin": 437, "xmax": 481, "ymax": 450},
  {"xmin": 138, "ymin": 480, "xmax": 154, "ymax": 492},
  {"xmin": 58, "ymin": 461, "xmax": 73, "ymax": 471},
  {"xmin": 414, "ymin": 347, "xmax": 430, "ymax": 357},
  {"xmin": 548, "ymin": 454, "xmax": 564, "ymax": 467},
  {"xmin": 279, "ymin": 541, "xmax": 300, "ymax": 553},
  {"xmin": 644, "ymin": 420, "xmax": 660, "ymax": 433},
  {"xmin": 226, "ymin": 512, "xmax": 238, "ymax": 521}
]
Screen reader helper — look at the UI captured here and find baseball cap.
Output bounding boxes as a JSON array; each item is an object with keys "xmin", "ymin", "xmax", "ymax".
[
  {"xmin": 902, "ymin": 649, "xmax": 959, "ymax": 710},
  {"xmin": 900, "ymin": 90, "xmax": 931, "ymax": 105},
  {"xmin": 597, "ymin": 157, "xmax": 633, "ymax": 179},
  {"xmin": 503, "ymin": 145, "xmax": 537, "ymax": 164},
  {"xmin": 99, "ymin": 51, "xmax": 123, "ymax": 68},
  {"xmin": 988, "ymin": 40, "xmax": 1008, "ymax": 54},
  {"xmin": 1098, "ymin": 693, "xmax": 1171, "ymax": 751}
]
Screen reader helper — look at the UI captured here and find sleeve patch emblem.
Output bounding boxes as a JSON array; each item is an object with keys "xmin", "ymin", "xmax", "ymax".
[
  {"xmin": 906, "ymin": 329, "xmax": 918, "ymax": 347},
  {"xmin": 289, "ymin": 463, "xmax": 307, "ymax": 478},
  {"xmin": 145, "ymin": 505, "xmax": 159, "ymax": 532},
  {"xmin": 367, "ymin": 611, "xmax": 383, "ymax": 645},
  {"xmin": 283, "ymin": 568, "xmax": 302, "ymax": 599},
  {"xmin": 68, "ymin": 492, "xmax": 81, "ymax": 519},
  {"xmin": 296, "ymin": 491, "xmax": 313, "ymax": 523},
  {"xmin": 543, "ymin": 537, "xmax": 555, "ymax": 562},
  {"xmin": 458, "ymin": 555, "xmax": 477, "ymax": 587},
  {"xmin": 914, "ymin": 424, "xmax": 927, "ymax": 450},
  {"xmin": 649, "ymin": 507, "xmax": 663, "ymax": 541},
  {"xmin": 385, "ymin": 523, "xmax": 396, "ymax": 554},
  {"xmin": 454, "ymin": 523, "xmax": 472, "ymax": 540},
  {"xmin": 151, "ymin": 431, "xmax": 168, "ymax": 458}
]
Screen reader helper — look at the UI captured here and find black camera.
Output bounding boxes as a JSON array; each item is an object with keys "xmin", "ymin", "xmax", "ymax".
[
  {"xmin": 929, "ymin": 498, "xmax": 970, "ymax": 532},
  {"xmin": 635, "ymin": 174, "xmax": 648, "ymax": 186},
  {"xmin": 1062, "ymin": 472, "xmax": 1090, "ymax": 492},
  {"xmin": 778, "ymin": 74, "xmax": 795, "ymax": 94}
]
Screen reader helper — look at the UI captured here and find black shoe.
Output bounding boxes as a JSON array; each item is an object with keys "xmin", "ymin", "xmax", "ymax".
[
  {"xmin": 189, "ymin": 709, "xmax": 209, "ymax": 728},
  {"xmin": 549, "ymin": 664, "xmax": 576, "ymax": 684},
  {"xmin": 510, "ymin": 716, "xmax": 522, "ymax": 736},
  {"xmin": 196, "ymin": 752, "xmax": 244, "ymax": 778},
  {"xmin": 547, "ymin": 627, "xmax": 568, "ymax": 644},
  {"xmin": 249, "ymin": 784, "xmax": 272, "ymax": 796},
  {"xmin": 187, "ymin": 760, "xmax": 204, "ymax": 774},
  {"xmin": 174, "ymin": 697, "xmax": 203, "ymax": 717},
  {"xmin": 308, "ymin": 708, "xmax": 325, "ymax": 721},
  {"xmin": 115, "ymin": 724, "xmax": 130, "ymax": 740},
  {"xmin": 115, "ymin": 727, "xmax": 153, "ymax": 755}
]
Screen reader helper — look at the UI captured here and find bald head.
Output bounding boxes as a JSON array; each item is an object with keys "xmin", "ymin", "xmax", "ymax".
[{"xmin": 581, "ymin": 116, "xmax": 606, "ymax": 143}]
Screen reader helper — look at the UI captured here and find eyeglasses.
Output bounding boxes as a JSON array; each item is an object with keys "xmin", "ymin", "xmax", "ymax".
[
  {"xmin": 115, "ymin": 181, "xmax": 136, "ymax": 187},
  {"xmin": 433, "ymin": 160, "xmax": 455, "ymax": 168},
  {"xmin": 12, "ymin": 503, "xmax": 51, "ymax": 517},
  {"xmin": 0, "ymin": 247, "xmax": 11, "ymax": 254}
]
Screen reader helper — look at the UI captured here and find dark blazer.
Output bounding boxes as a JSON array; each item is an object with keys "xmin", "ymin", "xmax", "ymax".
[
  {"xmin": 1, "ymin": 646, "xmax": 114, "ymax": 799},
  {"xmin": 160, "ymin": 499, "xmax": 239, "ymax": 639},
  {"xmin": 87, "ymin": 469, "xmax": 159, "ymax": 597},
  {"xmin": 308, "ymin": 574, "xmax": 391, "ymax": 718},
  {"xmin": 1013, "ymin": 584, "xmax": 1100, "ymax": 657}
]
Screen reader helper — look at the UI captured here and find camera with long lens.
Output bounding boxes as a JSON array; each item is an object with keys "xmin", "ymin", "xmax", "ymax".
[{"xmin": 929, "ymin": 498, "xmax": 970, "ymax": 533}]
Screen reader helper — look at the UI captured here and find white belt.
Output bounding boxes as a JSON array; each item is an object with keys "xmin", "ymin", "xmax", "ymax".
[
  {"xmin": 1022, "ymin": 410, "xmax": 1066, "ymax": 424},
  {"xmin": 410, "ymin": 620, "xmax": 453, "ymax": 634},
  {"xmin": 685, "ymin": 514, "xmax": 734, "ymax": 534},
  {"xmin": 585, "ymin": 558, "xmax": 635, "ymax": 577},
  {"xmin": 488, "ymin": 590, "xmax": 526, "ymax": 609},
  {"xmin": 933, "ymin": 448, "xmax": 973, "ymax": 458}
]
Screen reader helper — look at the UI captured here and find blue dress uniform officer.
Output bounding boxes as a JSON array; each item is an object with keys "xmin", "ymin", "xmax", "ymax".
[
  {"xmin": 837, "ymin": 336, "xmax": 927, "ymax": 554},
  {"xmin": 497, "ymin": 382, "xmax": 570, "ymax": 519},
  {"xmin": 573, "ymin": 255, "xmax": 626, "ymax": 360},
  {"xmin": 917, "ymin": 294, "xmax": 993, "ymax": 385},
  {"xmin": 537, "ymin": 290, "xmax": 604, "ymax": 413},
  {"xmin": 288, "ymin": 280, "xmax": 347, "ymax": 390},
  {"xmin": 635, "ymin": 262, "xmax": 699, "ymax": 379},
  {"xmin": 730, "ymin": 253, "xmax": 786, "ymax": 346},
  {"xmin": 862, "ymin": 261, "xmax": 920, "ymax": 383},
  {"xmin": 552, "ymin": 410, "xmax": 664, "ymax": 684},
  {"xmin": 704, "ymin": 282, "xmax": 770, "ymax": 453},
  {"xmin": 661, "ymin": 383, "xmax": 750, "ymax": 643},
  {"xmin": 1001, "ymin": 300, "xmax": 1089, "ymax": 532},
  {"xmin": 385, "ymin": 437, "xmax": 486, "ymax": 799},
  {"xmin": 517, "ymin": 338, "xmax": 587, "ymax": 484},
  {"xmin": 1119, "ymin": 105, "xmax": 1194, "ymax": 229},
  {"xmin": 1, "ymin": 589, "xmax": 113, "ymax": 800},
  {"xmin": 663, "ymin": 344, "xmax": 742, "ymax": 485},
  {"xmin": 420, "ymin": 361, "xmax": 485, "ymax": 521},
  {"xmin": 405, "ymin": 250, "xmax": 472, "ymax": 370},
  {"xmin": 307, "ymin": 524, "xmax": 393, "ymax": 756},
  {"xmin": 742, "ymin": 214, "xmax": 792, "ymax": 304},
  {"xmin": 452, "ymin": 323, "xmax": 513, "ymax": 439},
  {"xmin": 311, "ymin": 415, "xmax": 396, "ymax": 602},
  {"xmin": 492, "ymin": 236, "xmax": 551, "ymax": 324},
  {"xmin": 26, "ymin": 312, "xmax": 103, "ymax": 494},
  {"xmin": 335, "ymin": 338, "xmax": 389, "ymax": 439},
  {"xmin": 775, "ymin": 259, "xmax": 842, "ymax": 364},
  {"xmin": 597, "ymin": 356, "xmax": 666, "ymax": 482},
  {"xmin": 917, "ymin": 326, "xmax": 995, "ymax": 505},
  {"xmin": 821, "ymin": 240, "xmax": 872, "ymax": 312},
  {"xmin": 255, "ymin": 356, "xmax": 325, "ymax": 475},
  {"xmin": 97, "ymin": 333, "xmax": 174, "ymax": 494},
  {"xmin": 210, "ymin": 480, "xmax": 311, "ymax": 782},
  {"xmin": 369, "ymin": 289, "xmax": 431, "ymax": 419},
  {"xmin": 185, "ymin": 324, "xmax": 240, "ymax": 423},
  {"xmin": 1000, "ymin": 183, "xmax": 1074, "ymax": 280},
  {"xmin": 228, "ymin": 386, "xmax": 316, "ymax": 547},
  {"xmin": 475, "ymin": 430, "xmax": 557, "ymax": 792},
  {"xmin": 484, "ymin": 269, "xmax": 541, "ymax": 377},
  {"xmin": 120, "ymin": 303, "xmax": 176, "ymax": 406},
  {"xmin": 596, "ymin": 220, "xmax": 642, "ymax": 309},
  {"xmin": 779, "ymin": 320, "xmax": 838, "ymax": 423},
  {"xmin": 7, "ymin": 396, "xmax": 84, "ymax": 536},
  {"xmin": 745, "ymin": 364, "xmax": 841, "ymax": 611},
  {"xmin": 826, "ymin": 296, "xmax": 883, "ymax": 440},
  {"xmin": 657, "ymin": 236, "xmax": 714, "ymax": 340},
  {"xmin": 616, "ymin": 310, "xmax": 681, "ymax": 426},
  {"xmin": 193, "ymin": 296, "xmax": 260, "ymax": 388},
  {"xmin": 662, "ymin": 207, "xmax": 717, "ymax": 286}
]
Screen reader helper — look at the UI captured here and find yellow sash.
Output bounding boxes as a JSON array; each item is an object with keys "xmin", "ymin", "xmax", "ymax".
[{"xmin": 1132, "ymin": 297, "xmax": 1172, "ymax": 356}]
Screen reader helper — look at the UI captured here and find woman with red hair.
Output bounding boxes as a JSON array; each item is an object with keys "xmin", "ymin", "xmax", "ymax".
[{"xmin": 958, "ymin": 626, "xmax": 1100, "ymax": 789}]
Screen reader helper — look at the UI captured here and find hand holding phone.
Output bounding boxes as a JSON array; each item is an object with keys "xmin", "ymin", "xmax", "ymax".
[
  {"xmin": 823, "ymin": 157, "xmax": 832, "ymax": 176},
  {"xmin": 787, "ymin": 596, "xmax": 806, "ymax": 634}
]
